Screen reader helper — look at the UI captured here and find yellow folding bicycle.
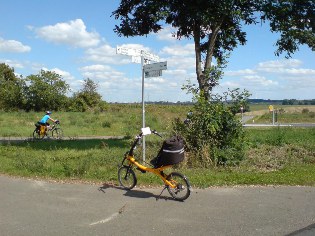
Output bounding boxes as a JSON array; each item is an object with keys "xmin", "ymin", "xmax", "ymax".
[{"xmin": 118, "ymin": 127, "xmax": 191, "ymax": 201}]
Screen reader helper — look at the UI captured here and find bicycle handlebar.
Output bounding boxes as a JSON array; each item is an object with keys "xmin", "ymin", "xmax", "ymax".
[
  {"xmin": 128, "ymin": 128, "xmax": 162, "ymax": 155},
  {"xmin": 151, "ymin": 129, "xmax": 162, "ymax": 138}
]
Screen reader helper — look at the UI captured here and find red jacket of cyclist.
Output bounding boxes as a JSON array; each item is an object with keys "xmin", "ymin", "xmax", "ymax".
[{"xmin": 38, "ymin": 111, "xmax": 56, "ymax": 130}]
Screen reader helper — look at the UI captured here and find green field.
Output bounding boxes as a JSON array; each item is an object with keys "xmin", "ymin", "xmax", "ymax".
[
  {"xmin": 0, "ymin": 104, "xmax": 315, "ymax": 188},
  {"xmin": 244, "ymin": 105, "xmax": 315, "ymax": 124},
  {"xmin": 0, "ymin": 104, "xmax": 190, "ymax": 137}
]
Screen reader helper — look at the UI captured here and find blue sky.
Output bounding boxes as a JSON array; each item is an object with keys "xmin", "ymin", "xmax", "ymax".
[{"xmin": 1, "ymin": 0, "xmax": 314, "ymax": 103}]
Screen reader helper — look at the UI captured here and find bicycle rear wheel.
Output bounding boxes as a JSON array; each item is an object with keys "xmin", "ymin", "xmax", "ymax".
[
  {"xmin": 118, "ymin": 166, "xmax": 137, "ymax": 190},
  {"xmin": 32, "ymin": 129, "xmax": 45, "ymax": 140},
  {"xmin": 166, "ymin": 172, "xmax": 191, "ymax": 201},
  {"xmin": 52, "ymin": 128, "xmax": 63, "ymax": 139}
]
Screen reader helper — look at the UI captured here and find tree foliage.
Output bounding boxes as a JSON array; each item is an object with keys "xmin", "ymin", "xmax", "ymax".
[
  {"xmin": 0, "ymin": 63, "xmax": 25, "ymax": 111},
  {"xmin": 261, "ymin": 0, "xmax": 315, "ymax": 57},
  {"xmin": 0, "ymin": 63, "xmax": 108, "ymax": 112},
  {"xmin": 174, "ymin": 80, "xmax": 250, "ymax": 167},
  {"xmin": 70, "ymin": 78, "xmax": 107, "ymax": 112},
  {"xmin": 25, "ymin": 70, "xmax": 70, "ymax": 111},
  {"xmin": 112, "ymin": 0, "xmax": 315, "ymax": 99}
]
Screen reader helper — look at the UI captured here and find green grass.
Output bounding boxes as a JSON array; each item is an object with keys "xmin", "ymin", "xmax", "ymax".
[
  {"xmin": 1, "ymin": 127, "xmax": 314, "ymax": 188},
  {"xmin": 255, "ymin": 111, "xmax": 315, "ymax": 124},
  {"xmin": 0, "ymin": 104, "xmax": 191, "ymax": 137},
  {"xmin": 0, "ymin": 105, "xmax": 315, "ymax": 188}
]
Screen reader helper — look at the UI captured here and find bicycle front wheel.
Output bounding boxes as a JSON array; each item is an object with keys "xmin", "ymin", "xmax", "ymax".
[
  {"xmin": 118, "ymin": 166, "xmax": 137, "ymax": 190},
  {"xmin": 167, "ymin": 172, "xmax": 191, "ymax": 201},
  {"xmin": 52, "ymin": 128, "xmax": 63, "ymax": 139}
]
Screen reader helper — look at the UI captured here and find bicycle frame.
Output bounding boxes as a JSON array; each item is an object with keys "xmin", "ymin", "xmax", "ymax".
[{"xmin": 124, "ymin": 154, "xmax": 178, "ymax": 189}]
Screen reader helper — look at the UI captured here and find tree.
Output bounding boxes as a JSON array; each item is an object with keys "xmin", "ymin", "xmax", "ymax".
[
  {"xmin": 261, "ymin": 0, "xmax": 315, "ymax": 57},
  {"xmin": 25, "ymin": 70, "xmax": 70, "ymax": 111},
  {"xmin": 0, "ymin": 63, "xmax": 25, "ymax": 111},
  {"xmin": 70, "ymin": 78, "xmax": 106, "ymax": 112},
  {"xmin": 112, "ymin": 0, "xmax": 314, "ymax": 99}
]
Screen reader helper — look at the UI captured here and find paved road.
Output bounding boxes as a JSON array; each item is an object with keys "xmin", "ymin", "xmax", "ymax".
[{"xmin": 1, "ymin": 175, "xmax": 315, "ymax": 236}]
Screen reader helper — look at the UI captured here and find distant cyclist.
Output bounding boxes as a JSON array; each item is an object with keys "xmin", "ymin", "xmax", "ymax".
[{"xmin": 38, "ymin": 111, "xmax": 57, "ymax": 131}]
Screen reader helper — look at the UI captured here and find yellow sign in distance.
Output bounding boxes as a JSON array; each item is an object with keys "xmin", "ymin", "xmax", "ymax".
[{"xmin": 269, "ymin": 105, "xmax": 274, "ymax": 111}]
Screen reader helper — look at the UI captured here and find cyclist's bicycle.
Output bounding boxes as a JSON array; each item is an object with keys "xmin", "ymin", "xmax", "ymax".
[
  {"xmin": 33, "ymin": 120, "xmax": 63, "ymax": 140},
  {"xmin": 118, "ymin": 127, "xmax": 191, "ymax": 201}
]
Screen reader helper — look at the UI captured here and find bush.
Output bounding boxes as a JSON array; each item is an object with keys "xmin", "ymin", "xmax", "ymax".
[
  {"xmin": 173, "ymin": 94, "xmax": 246, "ymax": 168},
  {"xmin": 302, "ymin": 108, "xmax": 309, "ymax": 114}
]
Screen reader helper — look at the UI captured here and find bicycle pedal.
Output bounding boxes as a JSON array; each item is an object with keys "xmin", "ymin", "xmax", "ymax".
[{"xmin": 136, "ymin": 167, "xmax": 146, "ymax": 173}]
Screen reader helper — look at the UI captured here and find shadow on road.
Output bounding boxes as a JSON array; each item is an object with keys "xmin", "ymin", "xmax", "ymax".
[
  {"xmin": 98, "ymin": 183, "xmax": 174, "ymax": 201},
  {"xmin": 123, "ymin": 189, "xmax": 173, "ymax": 201},
  {"xmin": 285, "ymin": 223, "xmax": 315, "ymax": 235}
]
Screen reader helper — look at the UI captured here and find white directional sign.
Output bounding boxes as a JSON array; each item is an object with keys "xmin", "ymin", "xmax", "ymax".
[
  {"xmin": 131, "ymin": 56, "xmax": 141, "ymax": 64},
  {"xmin": 116, "ymin": 46, "xmax": 159, "ymax": 62},
  {"xmin": 144, "ymin": 61, "xmax": 167, "ymax": 72},
  {"xmin": 132, "ymin": 56, "xmax": 150, "ymax": 65},
  {"xmin": 141, "ymin": 50, "xmax": 159, "ymax": 62},
  {"xmin": 145, "ymin": 70, "xmax": 162, "ymax": 78},
  {"xmin": 116, "ymin": 47, "xmax": 139, "ymax": 56}
]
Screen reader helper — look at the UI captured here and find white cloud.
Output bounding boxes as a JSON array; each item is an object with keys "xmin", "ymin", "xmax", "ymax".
[
  {"xmin": 241, "ymin": 75, "xmax": 278, "ymax": 86},
  {"xmin": 79, "ymin": 64, "xmax": 128, "ymax": 86},
  {"xmin": 0, "ymin": 59, "xmax": 25, "ymax": 68},
  {"xmin": 80, "ymin": 64, "xmax": 112, "ymax": 72},
  {"xmin": 161, "ymin": 43, "xmax": 195, "ymax": 56},
  {"xmin": 156, "ymin": 26, "xmax": 178, "ymax": 42},
  {"xmin": 223, "ymin": 58, "xmax": 315, "ymax": 99},
  {"xmin": 84, "ymin": 44, "xmax": 128, "ymax": 64},
  {"xmin": 34, "ymin": 19, "xmax": 100, "ymax": 48},
  {"xmin": 254, "ymin": 59, "xmax": 315, "ymax": 79},
  {"xmin": 49, "ymin": 68, "xmax": 76, "ymax": 81},
  {"xmin": 225, "ymin": 69, "xmax": 256, "ymax": 76},
  {"xmin": 0, "ymin": 37, "xmax": 31, "ymax": 53},
  {"xmin": 257, "ymin": 59, "xmax": 302, "ymax": 69}
]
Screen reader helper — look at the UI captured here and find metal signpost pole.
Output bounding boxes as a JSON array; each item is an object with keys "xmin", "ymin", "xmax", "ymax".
[
  {"xmin": 141, "ymin": 53, "xmax": 146, "ymax": 162},
  {"xmin": 273, "ymin": 110, "xmax": 275, "ymax": 125}
]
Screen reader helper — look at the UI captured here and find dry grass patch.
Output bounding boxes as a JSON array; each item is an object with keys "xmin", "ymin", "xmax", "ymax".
[{"xmin": 242, "ymin": 144, "xmax": 315, "ymax": 172}]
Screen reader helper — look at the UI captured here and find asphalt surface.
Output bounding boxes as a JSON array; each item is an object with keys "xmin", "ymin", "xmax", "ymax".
[{"xmin": 1, "ymin": 175, "xmax": 315, "ymax": 236}]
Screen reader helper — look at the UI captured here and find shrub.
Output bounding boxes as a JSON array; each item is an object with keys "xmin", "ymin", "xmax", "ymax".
[
  {"xmin": 302, "ymin": 108, "xmax": 309, "ymax": 114},
  {"xmin": 173, "ymin": 93, "xmax": 247, "ymax": 168}
]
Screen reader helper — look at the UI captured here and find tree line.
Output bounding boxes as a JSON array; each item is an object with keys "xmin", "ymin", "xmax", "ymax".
[{"xmin": 0, "ymin": 63, "xmax": 107, "ymax": 112}]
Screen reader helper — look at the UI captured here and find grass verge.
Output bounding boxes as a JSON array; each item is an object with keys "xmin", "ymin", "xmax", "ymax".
[{"xmin": 1, "ymin": 127, "xmax": 314, "ymax": 188}]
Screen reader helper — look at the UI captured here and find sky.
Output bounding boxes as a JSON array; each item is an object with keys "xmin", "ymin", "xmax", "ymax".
[{"xmin": 0, "ymin": 0, "xmax": 314, "ymax": 103}]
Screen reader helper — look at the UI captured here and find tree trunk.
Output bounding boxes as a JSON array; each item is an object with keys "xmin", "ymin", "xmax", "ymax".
[{"xmin": 194, "ymin": 23, "xmax": 221, "ymax": 100}]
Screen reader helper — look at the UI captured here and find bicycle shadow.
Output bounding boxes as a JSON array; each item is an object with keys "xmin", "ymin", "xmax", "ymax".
[
  {"xmin": 98, "ymin": 183, "xmax": 174, "ymax": 201},
  {"xmin": 123, "ymin": 189, "xmax": 174, "ymax": 201}
]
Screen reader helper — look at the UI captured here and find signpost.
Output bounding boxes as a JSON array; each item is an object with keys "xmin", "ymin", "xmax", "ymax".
[
  {"xmin": 240, "ymin": 106, "xmax": 244, "ymax": 124},
  {"xmin": 143, "ymin": 61, "xmax": 167, "ymax": 72},
  {"xmin": 145, "ymin": 70, "xmax": 162, "ymax": 78},
  {"xmin": 269, "ymin": 105, "xmax": 275, "ymax": 125},
  {"xmin": 116, "ymin": 46, "xmax": 166, "ymax": 161},
  {"xmin": 144, "ymin": 61, "xmax": 167, "ymax": 78}
]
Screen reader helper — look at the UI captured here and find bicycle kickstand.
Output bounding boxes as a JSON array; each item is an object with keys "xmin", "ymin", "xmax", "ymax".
[{"xmin": 156, "ymin": 186, "xmax": 168, "ymax": 201}]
